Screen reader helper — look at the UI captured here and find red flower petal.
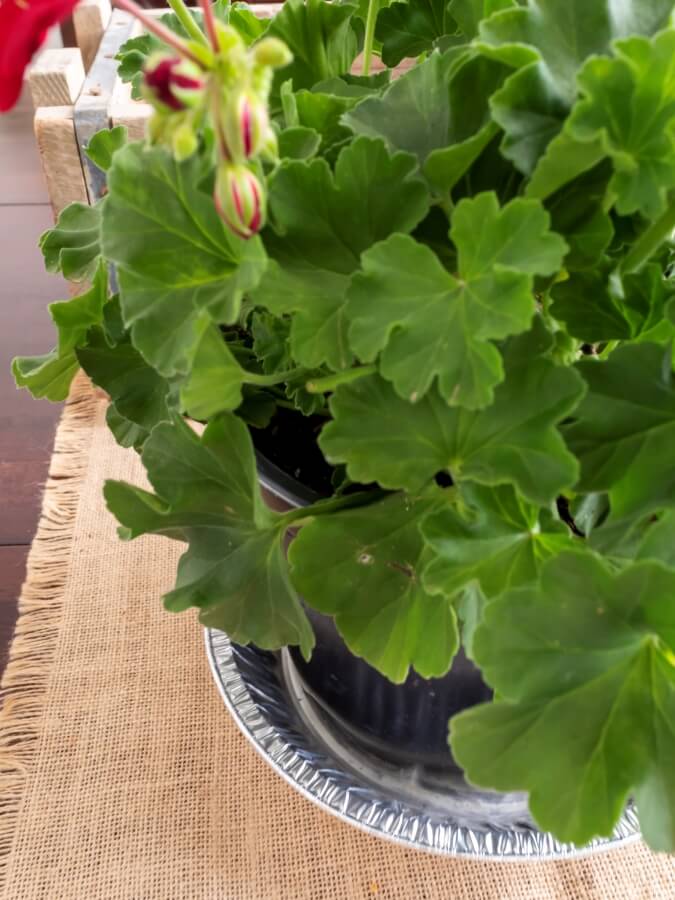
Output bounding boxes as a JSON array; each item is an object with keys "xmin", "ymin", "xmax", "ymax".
[
  {"xmin": 248, "ymin": 172, "xmax": 261, "ymax": 233},
  {"xmin": 0, "ymin": 0, "xmax": 80, "ymax": 112},
  {"xmin": 144, "ymin": 57, "xmax": 185, "ymax": 111},
  {"xmin": 144, "ymin": 57, "xmax": 205, "ymax": 111},
  {"xmin": 241, "ymin": 97, "xmax": 252, "ymax": 158}
]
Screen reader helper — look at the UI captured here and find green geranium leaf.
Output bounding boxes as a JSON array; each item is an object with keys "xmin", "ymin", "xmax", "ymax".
[
  {"xmin": 76, "ymin": 327, "xmax": 173, "ymax": 441},
  {"xmin": 104, "ymin": 415, "xmax": 314, "ymax": 657},
  {"xmin": 85, "ymin": 125, "xmax": 127, "ymax": 172},
  {"xmin": 321, "ymin": 323, "xmax": 585, "ymax": 503},
  {"xmin": 251, "ymin": 310, "xmax": 291, "ymax": 374},
  {"xmin": 314, "ymin": 72, "xmax": 390, "ymax": 97},
  {"xmin": 636, "ymin": 509, "xmax": 675, "ymax": 568},
  {"xmin": 376, "ymin": 0, "xmax": 454, "ymax": 67},
  {"xmin": 525, "ymin": 130, "xmax": 606, "ymax": 202},
  {"xmin": 236, "ymin": 389, "xmax": 277, "ymax": 429},
  {"xmin": 263, "ymin": 0, "xmax": 358, "ymax": 95},
  {"xmin": 447, "ymin": 0, "xmax": 516, "ymax": 40},
  {"xmin": 344, "ymin": 50, "xmax": 508, "ymax": 193},
  {"xmin": 179, "ymin": 325, "xmax": 245, "ymax": 420},
  {"xmin": 39, "ymin": 201, "xmax": 101, "ymax": 282},
  {"xmin": 566, "ymin": 342, "xmax": 675, "ymax": 520},
  {"xmin": 487, "ymin": 56, "xmax": 568, "ymax": 176},
  {"xmin": 250, "ymin": 312, "xmax": 324, "ymax": 416},
  {"xmin": 289, "ymin": 489, "xmax": 458, "ymax": 682},
  {"xmin": 106, "ymin": 404, "xmax": 149, "ymax": 451},
  {"xmin": 422, "ymin": 483, "xmax": 571, "ymax": 600},
  {"xmin": 278, "ymin": 125, "xmax": 321, "ymax": 159},
  {"xmin": 102, "ymin": 142, "xmax": 266, "ymax": 377},
  {"xmin": 115, "ymin": 33, "xmax": 158, "ymax": 99},
  {"xmin": 544, "ymin": 164, "xmax": 613, "ymax": 272},
  {"xmin": 225, "ymin": 3, "xmax": 270, "ymax": 43},
  {"xmin": 622, "ymin": 265, "xmax": 675, "ymax": 345},
  {"xmin": 251, "ymin": 136, "xmax": 430, "ymax": 370},
  {"xmin": 12, "ymin": 351, "xmax": 80, "ymax": 403},
  {"xmin": 450, "ymin": 550, "xmax": 675, "ymax": 851},
  {"xmin": 550, "ymin": 269, "xmax": 632, "ymax": 343},
  {"xmin": 568, "ymin": 30, "xmax": 675, "ymax": 219},
  {"xmin": 587, "ymin": 514, "xmax": 653, "ymax": 561},
  {"xmin": 478, "ymin": 0, "xmax": 673, "ymax": 174},
  {"xmin": 292, "ymin": 75, "xmax": 389, "ymax": 159},
  {"xmin": 455, "ymin": 582, "xmax": 487, "ymax": 660},
  {"xmin": 294, "ymin": 90, "xmax": 356, "ymax": 154},
  {"xmin": 551, "ymin": 263, "xmax": 675, "ymax": 343},
  {"xmin": 347, "ymin": 192, "xmax": 567, "ymax": 407},
  {"xmin": 12, "ymin": 261, "xmax": 107, "ymax": 401}
]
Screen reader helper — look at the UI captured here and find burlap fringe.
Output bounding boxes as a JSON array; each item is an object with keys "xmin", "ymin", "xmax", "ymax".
[{"xmin": 0, "ymin": 374, "xmax": 99, "ymax": 883}]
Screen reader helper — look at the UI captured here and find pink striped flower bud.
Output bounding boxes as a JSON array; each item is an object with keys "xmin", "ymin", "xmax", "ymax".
[
  {"xmin": 214, "ymin": 163, "xmax": 264, "ymax": 239},
  {"xmin": 221, "ymin": 89, "xmax": 269, "ymax": 162},
  {"xmin": 143, "ymin": 55, "xmax": 205, "ymax": 111}
]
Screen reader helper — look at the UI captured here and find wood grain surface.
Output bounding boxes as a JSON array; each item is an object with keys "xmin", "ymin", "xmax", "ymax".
[{"xmin": 0, "ymin": 93, "xmax": 66, "ymax": 677}]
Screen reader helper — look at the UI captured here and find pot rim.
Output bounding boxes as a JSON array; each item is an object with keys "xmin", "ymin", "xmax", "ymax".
[
  {"xmin": 255, "ymin": 449, "xmax": 319, "ymax": 509},
  {"xmin": 206, "ymin": 629, "xmax": 641, "ymax": 859}
]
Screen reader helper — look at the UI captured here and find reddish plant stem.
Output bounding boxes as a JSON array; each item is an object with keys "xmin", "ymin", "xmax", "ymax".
[
  {"xmin": 198, "ymin": 0, "xmax": 220, "ymax": 51},
  {"xmin": 115, "ymin": 0, "xmax": 205, "ymax": 66},
  {"xmin": 209, "ymin": 83, "xmax": 230, "ymax": 161}
]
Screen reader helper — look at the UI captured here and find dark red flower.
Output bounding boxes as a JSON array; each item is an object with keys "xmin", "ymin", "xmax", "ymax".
[
  {"xmin": 0, "ymin": 0, "xmax": 81, "ymax": 112},
  {"xmin": 144, "ymin": 56, "xmax": 205, "ymax": 111}
]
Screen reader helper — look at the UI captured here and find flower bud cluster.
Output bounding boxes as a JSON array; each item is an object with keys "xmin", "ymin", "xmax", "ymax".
[
  {"xmin": 142, "ymin": 24, "xmax": 291, "ymax": 238},
  {"xmin": 142, "ymin": 53, "xmax": 207, "ymax": 162},
  {"xmin": 212, "ymin": 29, "xmax": 291, "ymax": 237}
]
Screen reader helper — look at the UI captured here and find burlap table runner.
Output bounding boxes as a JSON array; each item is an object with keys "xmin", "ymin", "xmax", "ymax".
[{"xmin": 0, "ymin": 376, "xmax": 673, "ymax": 899}]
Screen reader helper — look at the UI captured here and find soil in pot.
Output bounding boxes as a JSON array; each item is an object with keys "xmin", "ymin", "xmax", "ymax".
[{"xmin": 252, "ymin": 406, "xmax": 334, "ymax": 496}]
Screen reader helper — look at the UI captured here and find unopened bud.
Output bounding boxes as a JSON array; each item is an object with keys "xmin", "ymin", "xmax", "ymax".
[
  {"xmin": 215, "ymin": 23, "xmax": 246, "ymax": 56},
  {"xmin": 214, "ymin": 163, "xmax": 265, "ymax": 239},
  {"xmin": 172, "ymin": 121, "xmax": 199, "ymax": 161},
  {"xmin": 252, "ymin": 37, "xmax": 293, "ymax": 69},
  {"xmin": 221, "ymin": 89, "xmax": 269, "ymax": 162},
  {"xmin": 250, "ymin": 65, "xmax": 273, "ymax": 102},
  {"xmin": 259, "ymin": 125, "xmax": 279, "ymax": 162},
  {"xmin": 143, "ymin": 55, "xmax": 205, "ymax": 111}
]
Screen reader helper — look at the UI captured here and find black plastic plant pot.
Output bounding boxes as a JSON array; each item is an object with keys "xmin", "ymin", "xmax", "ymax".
[{"xmin": 255, "ymin": 451, "xmax": 493, "ymax": 774}]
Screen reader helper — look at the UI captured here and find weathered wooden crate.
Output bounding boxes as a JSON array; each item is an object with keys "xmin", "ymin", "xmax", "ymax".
[
  {"xmin": 30, "ymin": 4, "xmax": 407, "ymax": 219},
  {"xmin": 73, "ymin": 0, "xmax": 114, "ymax": 71},
  {"xmin": 30, "ymin": 5, "xmax": 282, "ymax": 218}
]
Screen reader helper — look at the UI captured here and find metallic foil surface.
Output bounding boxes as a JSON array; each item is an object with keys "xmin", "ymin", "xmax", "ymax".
[{"xmin": 205, "ymin": 628, "xmax": 641, "ymax": 860}]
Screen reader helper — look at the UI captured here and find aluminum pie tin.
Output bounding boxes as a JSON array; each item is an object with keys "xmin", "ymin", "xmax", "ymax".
[{"xmin": 205, "ymin": 627, "xmax": 641, "ymax": 860}]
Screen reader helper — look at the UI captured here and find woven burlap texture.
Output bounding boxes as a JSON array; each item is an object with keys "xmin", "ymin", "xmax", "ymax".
[{"xmin": 0, "ymin": 376, "xmax": 673, "ymax": 899}]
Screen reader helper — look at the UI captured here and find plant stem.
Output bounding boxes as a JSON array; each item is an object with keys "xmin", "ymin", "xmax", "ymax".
[
  {"xmin": 245, "ymin": 367, "xmax": 307, "ymax": 387},
  {"xmin": 598, "ymin": 339, "xmax": 619, "ymax": 359},
  {"xmin": 361, "ymin": 0, "xmax": 380, "ymax": 76},
  {"xmin": 306, "ymin": 365, "xmax": 377, "ymax": 394},
  {"xmin": 621, "ymin": 198, "xmax": 675, "ymax": 274},
  {"xmin": 279, "ymin": 488, "xmax": 388, "ymax": 526},
  {"xmin": 115, "ymin": 0, "xmax": 205, "ymax": 66},
  {"xmin": 167, "ymin": 0, "xmax": 209, "ymax": 46},
  {"xmin": 272, "ymin": 398, "xmax": 301, "ymax": 411},
  {"xmin": 210, "ymin": 81, "xmax": 229, "ymax": 160},
  {"xmin": 198, "ymin": 0, "xmax": 220, "ymax": 51}
]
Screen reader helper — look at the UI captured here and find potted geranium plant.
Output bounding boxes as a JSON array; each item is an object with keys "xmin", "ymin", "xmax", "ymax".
[{"xmin": 6, "ymin": 0, "xmax": 675, "ymax": 854}]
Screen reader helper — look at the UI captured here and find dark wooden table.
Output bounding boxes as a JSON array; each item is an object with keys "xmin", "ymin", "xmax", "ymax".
[{"xmin": 0, "ymin": 93, "xmax": 67, "ymax": 676}]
